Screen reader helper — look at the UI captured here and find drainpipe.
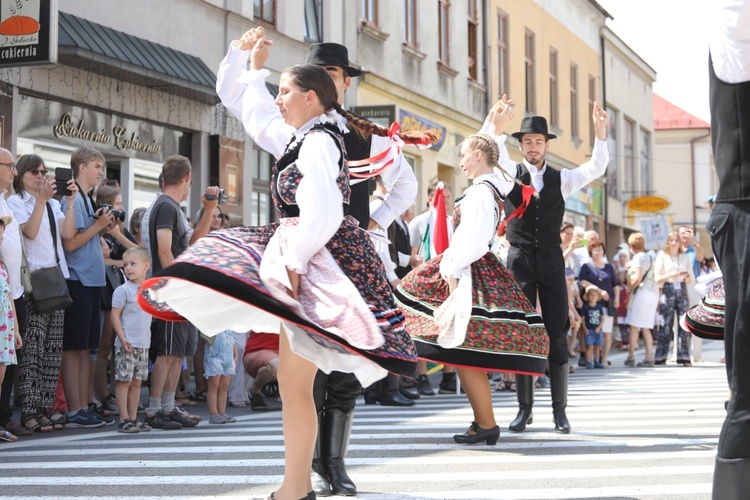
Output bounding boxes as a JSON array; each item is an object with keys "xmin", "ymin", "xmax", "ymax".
[
  {"xmin": 600, "ymin": 33, "xmax": 609, "ymax": 248},
  {"xmin": 690, "ymin": 129, "xmax": 711, "ymax": 232}
]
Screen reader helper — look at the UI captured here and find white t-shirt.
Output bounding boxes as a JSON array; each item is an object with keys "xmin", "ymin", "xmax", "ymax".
[{"xmin": 112, "ymin": 281, "xmax": 152, "ymax": 348}]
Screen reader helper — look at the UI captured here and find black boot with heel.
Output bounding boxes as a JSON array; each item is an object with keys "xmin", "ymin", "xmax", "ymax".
[{"xmin": 509, "ymin": 375, "xmax": 534, "ymax": 432}]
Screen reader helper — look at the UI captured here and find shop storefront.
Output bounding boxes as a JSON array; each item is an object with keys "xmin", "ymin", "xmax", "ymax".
[
  {"xmin": 564, "ymin": 181, "xmax": 605, "ymax": 234},
  {"xmin": 15, "ymin": 94, "xmax": 191, "ymax": 212}
]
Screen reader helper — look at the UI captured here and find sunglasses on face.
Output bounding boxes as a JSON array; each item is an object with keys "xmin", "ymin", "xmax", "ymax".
[{"xmin": 29, "ymin": 169, "xmax": 48, "ymax": 176}]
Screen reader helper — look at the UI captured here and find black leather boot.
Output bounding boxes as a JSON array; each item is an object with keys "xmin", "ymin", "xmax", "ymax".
[
  {"xmin": 311, "ymin": 411, "xmax": 331, "ymax": 497},
  {"xmin": 379, "ymin": 374, "xmax": 415, "ymax": 406},
  {"xmin": 324, "ymin": 409, "xmax": 357, "ymax": 496},
  {"xmin": 363, "ymin": 383, "xmax": 380, "ymax": 405},
  {"xmin": 550, "ymin": 363, "xmax": 571, "ymax": 434},
  {"xmin": 508, "ymin": 375, "xmax": 534, "ymax": 432},
  {"xmin": 712, "ymin": 457, "xmax": 750, "ymax": 500}
]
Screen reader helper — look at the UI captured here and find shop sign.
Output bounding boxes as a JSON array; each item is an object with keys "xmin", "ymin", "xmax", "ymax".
[
  {"xmin": 17, "ymin": 94, "xmax": 184, "ymax": 161},
  {"xmin": 0, "ymin": 0, "xmax": 57, "ymax": 67},
  {"xmin": 626, "ymin": 195, "xmax": 670, "ymax": 212},
  {"xmin": 351, "ymin": 105, "xmax": 396, "ymax": 129},
  {"xmin": 398, "ymin": 109, "xmax": 446, "ymax": 151}
]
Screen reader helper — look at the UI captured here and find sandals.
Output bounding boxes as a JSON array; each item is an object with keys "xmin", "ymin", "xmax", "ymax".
[
  {"xmin": 22, "ymin": 414, "xmax": 54, "ymax": 433},
  {"xmin": 39, "ymin": 413, "xmax": 63, "ymax": 431},
  {"xmin": 0, "ymin": 425, "xmax": 18, "ymax": 442},
  {"xmin": 133, "ymin": 419, "xmax": 152, "ymax": 432},
  {"xmin": 191, "ymin": 390, "xmax": 207, "ymax": 402},
  {"xmin": 45, "ymin": 411, "xmax": 66, "ymax": 427},
  {"xmin": 117, "ymin": 418, "xmax": 140, "ymax": 433}
]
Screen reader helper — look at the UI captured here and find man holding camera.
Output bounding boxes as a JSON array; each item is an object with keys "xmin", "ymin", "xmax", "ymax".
[{"xmin": 145, "ymin": 155, "xmax": 219, "ymax": 429}]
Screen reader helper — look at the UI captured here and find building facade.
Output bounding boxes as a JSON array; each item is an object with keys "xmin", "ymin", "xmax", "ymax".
[
  {"xmin": 489, "ymin": 0, "xmax": 610, "ymax": 234},
  {"xmin": 652, "ymin": 95, "xmax": 716, "ymax": 257},
  {"xmin": 601, "ymin": 25, "xmax": 657, "ymax": 254}
]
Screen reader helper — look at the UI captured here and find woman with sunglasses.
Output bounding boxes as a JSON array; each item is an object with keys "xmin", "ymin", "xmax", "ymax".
[{"xmin": 7, "ymin": 154, "xmax": 78, "ymax": 432}]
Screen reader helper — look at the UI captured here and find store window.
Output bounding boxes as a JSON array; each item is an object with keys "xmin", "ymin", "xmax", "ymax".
[
  {"xmin": 251, "ymin": 147, "xmax": 276, "ymax": 226},
  {"xmin": 624, "ymin": 117, "xmax": 635, "ymax": 198},
  {"xmin": 606, "ymin": 106, "xmax": 619, "ymax": 199},
  {"xmin": 640, "ymin": 128, "xmax": 651, "ymax": 194}
]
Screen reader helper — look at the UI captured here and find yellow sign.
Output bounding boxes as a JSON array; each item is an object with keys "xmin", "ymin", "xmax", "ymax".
[{"xmin": 626, "ymin": 196, "xmax": 670, "ymax": 213}]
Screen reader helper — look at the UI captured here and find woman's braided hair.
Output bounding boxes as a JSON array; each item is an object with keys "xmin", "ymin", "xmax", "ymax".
[
  {"xmin": 284, "ymin": 64, "xmax": 437, "ymax": 146},
  {"xmin": 461, "ymin": 134, "xmax": 499, "ymax": 167},
  {"xmin": 461, "ymin": 133, "xmax": 539, "ymax": 197}
]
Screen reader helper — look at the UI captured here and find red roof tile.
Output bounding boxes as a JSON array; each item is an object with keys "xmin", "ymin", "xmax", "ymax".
[{"xmin": 653, "ymin": 94, "xmax": 710, "ymax": 130}]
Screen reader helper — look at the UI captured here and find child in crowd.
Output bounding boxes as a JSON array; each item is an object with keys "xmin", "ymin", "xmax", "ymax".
[
  {"xmin": 582, "ymin": 285, "xmax": 605, "ymax": 369},
  {"xmin": 566, "ymin": 268, "xmax": 583, "ymax": 358},
  {"xmin": 0, "ymin": 217, "xmax": 21, "ymax": 442},
  {"xmin": 111, "ymin": 247, "xmax": 153, "ymax": 433},
  {"xmin": 204, "ymin": 330, "xmax": 238, "ymax": 424}
]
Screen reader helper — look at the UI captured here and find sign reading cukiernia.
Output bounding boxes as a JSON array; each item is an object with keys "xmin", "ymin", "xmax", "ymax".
[{"xmin": 0, "ymin": 0, "xmax": 57, "ymax": 67}]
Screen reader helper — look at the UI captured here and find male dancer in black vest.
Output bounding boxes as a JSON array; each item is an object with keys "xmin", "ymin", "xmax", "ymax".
[
  {"xmin": 487, "ymin": 97, "xmax": 609, "ymax": 434},
  {"xmin": 216, "ymin": 28, "xmax": 418, "ymax": 497},
  {"xmin": 707, "ymin": 2, "xmax": 750, "ymax": 497}
]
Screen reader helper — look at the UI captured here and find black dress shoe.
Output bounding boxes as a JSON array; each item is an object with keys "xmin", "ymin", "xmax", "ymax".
[
  {"xmin": 379, "ymin": 390, "xmax": 416, "ymax": 406},
  {"xmin": 399, "ymin": 386, "xmax": 420, "ymax": 400},
  {"xmin": 453, "ymin": 421, "xmax": 500, "ymax": 445},
  {"xmin": 417, "ymin": 374, "xmax": 435, "ymax": 396}
]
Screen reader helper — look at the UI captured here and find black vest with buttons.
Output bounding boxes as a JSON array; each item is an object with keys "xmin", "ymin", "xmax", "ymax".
[
  {"xmin": 504, "ymin": 163, "xmax": 565, "ymax": 254},
  {"xmin": 343, "ymin": 132, "xmax": 373, "ymax": 229}
]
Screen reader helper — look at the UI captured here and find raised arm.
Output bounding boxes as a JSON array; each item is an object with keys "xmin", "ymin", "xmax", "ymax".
[
  {"xmin": 216, "ymin": 27, "xmax": 293, "ymax": 158},
  {"xmin": 480, "ymin": 95, "xmax": 517, "ymax": 195},
  {"xmin": 559, "ymin": 102, "xmax": 610, "ymax": 198}
]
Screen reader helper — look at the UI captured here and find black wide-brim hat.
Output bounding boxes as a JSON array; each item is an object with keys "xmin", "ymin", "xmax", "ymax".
[
  {"xmin": 511, "ymin": 115, "xmax": 557, "ymax": 140},
  {"xmin": 307, "ymin": 43, "xmax": 362, "ymax": 77}
]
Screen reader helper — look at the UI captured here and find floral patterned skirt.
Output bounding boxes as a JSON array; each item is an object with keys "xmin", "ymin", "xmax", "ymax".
[
  {"xmin": 682, "ymin": 277, "xmax": 724, "ymax": 340},
  {"xmin": 394, "ymin": 252, "xmax": 549, "ymax": 375},
  {"xmin": 139, "ymin": 216, "xmax": 417, "ymax": 386}
]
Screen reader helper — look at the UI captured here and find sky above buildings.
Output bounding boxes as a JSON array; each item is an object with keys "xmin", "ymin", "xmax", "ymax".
[{"xmin": 599, "ymin": 0, "xmax": 711, "ymax": 122}]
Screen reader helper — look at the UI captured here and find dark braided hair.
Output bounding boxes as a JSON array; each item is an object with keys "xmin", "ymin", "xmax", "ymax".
[{"xmin": 283, "ymin": 64, "xmax": 437, "ymax": 146}]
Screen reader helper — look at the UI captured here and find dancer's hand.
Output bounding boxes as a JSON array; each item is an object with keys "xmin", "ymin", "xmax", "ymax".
[
  {"xmin": 447, "ymin": 276, "xmax": 458, "ymax": 293},
  {"xmin": 487, "ymin": 94, "xmax": 514, "ymax": 135},
  {"xmin": 286, "ymin": 268, "xmax": 300, "ymax": 300},
  {"xmin": 592, "ymin": 102, "xmax": 608, "ymax": 140}
]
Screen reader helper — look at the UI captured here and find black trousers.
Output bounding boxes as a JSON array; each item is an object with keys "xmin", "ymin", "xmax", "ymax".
[
  {"xmin": 710, "ymin": 201, "xmax": 750, "ymax": 460},
  {"xmin": 506, "ymin": 245, "xmax": 569, "ymax": 366},
  {"xmin": 0, "ymin": 296, "xmax": 28, "ymax": 426},
  {"xmin": 313, "ymin": 370, "xmax": 361, "ymax": 414}
]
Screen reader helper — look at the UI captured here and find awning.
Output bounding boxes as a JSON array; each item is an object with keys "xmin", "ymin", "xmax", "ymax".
[{"xmin": 57, "ymin": 12, "xmax": 218, "ymax": 105}]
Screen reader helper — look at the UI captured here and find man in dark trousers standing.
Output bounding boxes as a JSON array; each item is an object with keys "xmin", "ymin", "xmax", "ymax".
[
  {"xmin": 486, "ymin": 96, "xmax": 609, "ymax": 434},
  {"xmin": 707, "ymin": 2, "xmax": 750, "ymax": 497},
  {"xmin": 216, "ymin": 28, "xmax": 418, "ymax": 497}
]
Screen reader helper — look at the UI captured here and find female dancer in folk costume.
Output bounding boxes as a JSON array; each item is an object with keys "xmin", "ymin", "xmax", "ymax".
[
  {"xmin": 139, "ymin": 64, "xmax": 426, "ymax": 500},
  {"xmin": 394, "ymin": 127, "xmax": 549, "ymax": 446}
]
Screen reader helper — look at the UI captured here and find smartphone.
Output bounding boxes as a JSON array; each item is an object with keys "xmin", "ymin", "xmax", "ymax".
[
  {"xmin": 578, "ymin": 238, "xmax": 590, "ymax": 248},
  {"xmin": 55, "ymin": 168, "xmax": 73, "ymax": 197}
]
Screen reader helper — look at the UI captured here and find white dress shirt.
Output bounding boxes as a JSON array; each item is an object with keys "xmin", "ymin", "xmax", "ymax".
[
  {"xmin": 439, "ymin": 174, "xmax": 503, "ymax": 279},
  {"xmin": 216, "ymin": 42, "xmax": 417, "ymax": 230},
  {"xmin": 480, "ymin": 120, "xmax": 610, "ymax": 200},
  {"xmin": 7, "ymin": 192, "xmax": 70, "ymax": 278},
  {"xmin": 0, "ymin": 190, "xmax": 25, "ymax": 299},
  {"xmin": 710, "ymin": 0, "xmax": 750, "ymax": 83},
  {"xmin": 279, "ymin": 115, "xmax": 346, "ymax": 274}
]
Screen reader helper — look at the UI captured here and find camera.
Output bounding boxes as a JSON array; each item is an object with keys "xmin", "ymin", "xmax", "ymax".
[
  {"xmin": 205, "ymin": 188, "xmax": 228, "ymax": 205},
  {"xmin": 98, "ymin": 204, "xmax": 126, "ymax": 222}
]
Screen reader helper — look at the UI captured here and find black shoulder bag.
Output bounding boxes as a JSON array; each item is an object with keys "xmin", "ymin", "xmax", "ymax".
[{"xmin": 30, "ymin": 203, "xmax": 73, "ymax": 313}]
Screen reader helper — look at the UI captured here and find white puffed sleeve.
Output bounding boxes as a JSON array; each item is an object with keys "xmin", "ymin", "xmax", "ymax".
[
  {"xmin": 282, "ymin": 132, "xmax": 345, "ymax": 274},
  {"xmin": 439, "ymin": 184, "xmax": 497, "ymax": 279}
]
